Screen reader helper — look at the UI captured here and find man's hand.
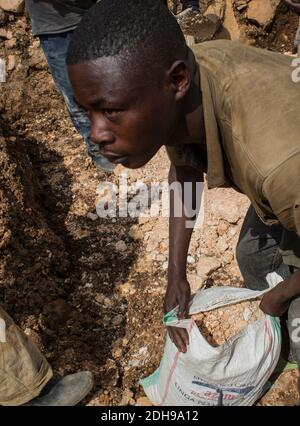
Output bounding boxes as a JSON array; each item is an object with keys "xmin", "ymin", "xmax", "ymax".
[
  {"xmin": 259, "ymin": 285, "xmax": 290, "ymax": 317},
  {"xmin": 283, "ymin": 0, "xmax": 300, "ymax": 16},
  {"xmin": 260, "ymin": 270, "xmax": 300, "ymax": 316},
  {"xmin": 164, "ymin": 278, "xmax": 191, "ymax": 353}
]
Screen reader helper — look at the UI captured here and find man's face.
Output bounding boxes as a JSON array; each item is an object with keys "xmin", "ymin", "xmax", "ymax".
[{"xmin": 68, "ymin": 57, "xmax": 178, "ymax": 168}]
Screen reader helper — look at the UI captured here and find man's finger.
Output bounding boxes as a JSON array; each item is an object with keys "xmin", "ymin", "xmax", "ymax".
[
  {"xmin": 167, "ymin": 327, "xmax": 183, "ymax": 352},
  {"xmin": 173, "ymin": 332, "xmax": 186, "ymax": 353},
  {"xmin": 179, "ymin": 328, "xmax": 190, "ymax": 346},
  {"xmin": 174, "ymin": 329, "xmax": 188, "ymax": 353},
  {"xmin": 169, "ymin": 327, "xmax": 189, "ymax": 353},
  {"xmin": 178, "ymin": 295, "xmax": 190, "ymax": 319}
]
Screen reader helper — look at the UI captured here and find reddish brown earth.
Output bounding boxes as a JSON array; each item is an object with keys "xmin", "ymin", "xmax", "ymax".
[{"xmin": 0, "ymin": 1, "xmax": 299, "ymax": 406}]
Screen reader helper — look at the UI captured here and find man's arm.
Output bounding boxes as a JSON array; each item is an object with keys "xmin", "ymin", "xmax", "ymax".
[
  {"xmin": 260, "ymin": 157, "xmax": 300, "ymax": 316},
  {"xmin": 165, "ymin": 163, "xmax": 204, "ymax": 352},
  {"xmin": 260, "ymin": 269, "xmax": 300, "ymax": 316}
]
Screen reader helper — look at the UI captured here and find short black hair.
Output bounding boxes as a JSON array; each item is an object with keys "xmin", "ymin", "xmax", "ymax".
[{"xmin": 66, "ymin": 0, "xmax": 187, "ymax": 70}]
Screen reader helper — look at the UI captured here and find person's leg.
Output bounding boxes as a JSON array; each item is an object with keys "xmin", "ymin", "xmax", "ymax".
[
  {"xmin": 181, "ymin": 0, "xmax": 200, "ymax": 11},
  {"xmin": 0, "ymin": 306, "xmax": 53, "ymax": 405},
  {"xmin": 236, "ymin": 205, "xmax": 291, "ymax": 291},
  {"xmin": 236, "ymin": 206, "xmax": 300, "ymax": 397},
  {"xmin": 295, "ymin": 17, "xmax": 300, "ymax": 54},
  {"xmin": 0, "ymin": 306, "xmax": 94, "ymax": 406},
  {"xmin": 287, "ymin": 268, "xmax": 300, "ymax": 395},
  {"xmin": 39, "ymin": 32, "xmax": 114, "ymax": 172}
]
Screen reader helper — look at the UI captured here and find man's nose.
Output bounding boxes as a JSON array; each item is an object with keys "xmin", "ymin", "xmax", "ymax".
[{"xmin": 90, "ymin": 118, "xmax": 115, "ymax": 147}]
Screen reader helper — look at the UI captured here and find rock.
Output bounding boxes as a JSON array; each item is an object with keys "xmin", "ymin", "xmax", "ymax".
[
  {"xmin": 86, "ymin": 212, "xmax": 98, "ymax": 221},
  {"xmin": 195, "ymin": 15, "xmax": 221, "ymax": 42},
  {"xmin": 5, "ymin": 29, "xmax": 12, "ymax": 39},
  {"xmin": 187, "ymin": 255, "xmax": 195, "ymax": 264},
  {"xmin": 216, "ymin": 236, "xmax": 229, "ymax": 253},
  {"xmin": 243, "ymin": 307, "xmax": 253, "ymax": 322},
  {"xmin": 128, "ymin": 346, "xmax": 149, "ymax": 368},
  {"xmin": 135, "ymin": 397, "xmax": 153, "ymax": 406},
  {"xmin": 0, "ymin": 59, "xmax": 6, "ymax": 82},
  {"xmin": 112, "ymin": 347, "xmax": 123, "ymax": 359},
  {"xmin": 146, "ymin": 238, "xmax": 159, "ymax": 253},
  {"xmin": 95, "ymin": 293, "xmax": 106, "ymax": 304},
  {"xmin": 129, "ymin": 225, "xmax": 143, "ymax": 240},
  {"xmin": 217, "ymin": 221, "xmax": 229, "ymax": 236},
  {"xmin": 205, "ymin": 0, "xmax": 226, "ymax": 20},
  {"xmin": 222, "ymin": 251, "xmax": 234, "ymax": 264},
  {"xmin": 118, "ymin": 389, "xmax": 134, "ymax": 406},
  {"xmin": 5, "ymin": 37, "xmax": 16, "ymax": 48},
  {"xmin": 112, "ymin": 314, "xmax": 124, "ymax": 326},
  {"xmin": 178, "ymin": 5, "xmax": 222, "ymax": 41},
  {"xmin": 28, "ymin": 44, "xmax": 47, "ymax": 69},
  {"xmin": 162, "ymin": 261, "xmax": 168, "ymax": 271},
  {"xmin": 42, "ymin": 299, "xmax": 72, "ymax": 328},
  {"xmin": 234, "ymin": 0, "xmax": 248, "ymax": 12},
  {"xmin": 222, "ymin": 0, "xmax": 243, "ymax": 41},
  {"xmin": 185, "ymin": 34, "xmax": 195, "ymax": 47},
  {"xmin": 115, "ymin": 240, "xmax": 127, "ymax": 252},
  {"xmin": 188, "ymin": 273, "xmax": 207, "ymax": 293},
  {"xmin": 196, "ymin": 256, "xmax": 221, "ymax": 278},
  {"xmin": 100, "ymin": 361, "xmax": 119, "ymax": 387},
  {"xmin": 192, "ymin": 299, "xmax": 262, "ymax": 346},
  {"xmin": 116, "ymin": 282, "xmax": 136, "ymax": 296},
  {"xmin": 156, "ymin": 254, "xmax": 166, "ymax": 262},
  {"xmin": 0, "ymin": 0, "xmax": 24, "ymax": 13},
  {"xmin": 0, "ymin": 28, "xmax": 7, "ymax": 38},
  {"xmin": 210, "ymin": 193, "xmax": 242, "ymax": 224},
  {"xmin": 247, "ymin": 0, "xmax": 280, "ymax": 27},
  {"xmin": 93, "ymin": 393, "xmax": 111, "ymax": 406},
  {"xmin": 0, "ymin": 7, "xmax": 7, "ymax": 24},
  {"xmin": 0, "ymin": 229, "xmax": 11, "ymax": 248},
  {"xmin": 84, "ymin": 282, "xmax": 93, "ymax": 289},
  {"xmin": 7, "ymin": 55, "xmax": 16, "ymax": 71}
]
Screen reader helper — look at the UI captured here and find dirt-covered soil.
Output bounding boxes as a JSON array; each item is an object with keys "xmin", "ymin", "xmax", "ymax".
[
  {"xmin": 0, "ymin": 1, "xmax": 299, "ymax": 406},
  {"xmin": 192, "ymin": 299, "xmax": 263, "ymax": 346}
]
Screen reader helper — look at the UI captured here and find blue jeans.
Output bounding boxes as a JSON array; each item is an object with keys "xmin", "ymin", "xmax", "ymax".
[
  {"xmin": 39, "ymin": 31, "xmax": 114, "ymax": 172},
  {"xmin": 236, "ymin": 205, "xmax": 300, "ymax": 395},
  {"xmin": 181, "ymin": 0, "xmax": 199, "ymax": 11}
]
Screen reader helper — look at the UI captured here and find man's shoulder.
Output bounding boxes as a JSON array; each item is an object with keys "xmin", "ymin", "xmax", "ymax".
[
  {"xmin": 191, "ymin": 39, "xmax": 291, "ymax": 67},
  {"xmin": 191, "ymin": 39, "xmax": 245, "ymax": 61}
]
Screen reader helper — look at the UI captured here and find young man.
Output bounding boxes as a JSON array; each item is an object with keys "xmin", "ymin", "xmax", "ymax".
[
  {"xmin": 66, "ymin": 0, "xmax": 300, "ymax": 400},
  {"xmin": 25, "ymin": 0, "xmax": 114, "ymax": 171}
]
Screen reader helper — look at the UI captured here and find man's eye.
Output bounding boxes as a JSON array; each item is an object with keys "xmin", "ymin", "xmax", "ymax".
[{"xmin": 103, "ymin": 109, "xmax": 120, "ymax": 117}]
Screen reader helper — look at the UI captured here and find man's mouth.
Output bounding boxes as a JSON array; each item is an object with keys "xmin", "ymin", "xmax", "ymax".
[{"xmin": 102, "ymin": 152, "xmax": 128, "ymax": 164}]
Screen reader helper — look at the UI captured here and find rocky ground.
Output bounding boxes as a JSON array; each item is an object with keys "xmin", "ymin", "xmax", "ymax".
[
  {"xmin": 192, "ymin": 299, "xmax": 263, "ymax": 347},
  {"xmin": 0, "ymin": 0, "xmax": 299, "ymax": 406}
]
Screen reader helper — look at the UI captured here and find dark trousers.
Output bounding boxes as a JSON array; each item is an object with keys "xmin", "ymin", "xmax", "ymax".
[
  {"xmin": 236, "ymin": 205, "xmax": 300, "ymax": 394},
  {"xmin": 181, "ymin": 0, "xmax": 199, "ymax": 10}
]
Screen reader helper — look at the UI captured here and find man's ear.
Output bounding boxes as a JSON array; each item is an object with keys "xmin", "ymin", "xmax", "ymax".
[{"xmin": 166, "ymin": 60, "xmax": 191, "ymax": 101}]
